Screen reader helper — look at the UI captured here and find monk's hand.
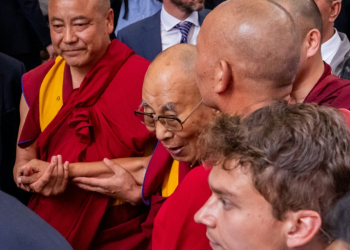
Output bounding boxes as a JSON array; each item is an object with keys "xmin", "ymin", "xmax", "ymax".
[
  {"xmin": 73, "ymin": 158, "xmax": 142, "ymax": 206},
  {"xmin": 16, "ymin": 159, "xmax": 50, "ymax": 192},
  {"xmin": 27, "ymin": 155, "xmax": 69, "ymax": 196}
]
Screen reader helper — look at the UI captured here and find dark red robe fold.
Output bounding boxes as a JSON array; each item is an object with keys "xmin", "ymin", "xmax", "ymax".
[
  {"xmin": 140, "ymin": 142, "xmax": 193, "ymax": 248},
  {"xmin": 19, "ymin": 40, "xmax": 153, "ymax": 250},
  {"xmin": 304, "ymin": 63, "xmax": 350, "ymax": 109},
  {"xmin": 153, "ymin": 166, "xmax": 212, "ymax": 250}
]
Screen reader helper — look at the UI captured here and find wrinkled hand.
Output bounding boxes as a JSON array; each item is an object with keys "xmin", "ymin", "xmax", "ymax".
[
  {"xmin": 18, "ymin": 155, "xmax": 69, "ymax": 196},
  {"xmin": 16, "ymin": 159, "xmax": 50, "ymax": 191},
  {"xmin": 46, "ymin": 44, "xmax": 57, "ymax": 60},
  {"xmin": 73, "ymin": 158, "xmax": 142, "ymax": 205}
]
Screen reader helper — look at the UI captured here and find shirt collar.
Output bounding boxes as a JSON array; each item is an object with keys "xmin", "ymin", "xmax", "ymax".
[
  {"xmin": 321, "ymin": 29, "xmax": 342, "ymax": 61},
  {"xmin": 161, "ymin": 5, "xmax": 199, "ymax": 32}
]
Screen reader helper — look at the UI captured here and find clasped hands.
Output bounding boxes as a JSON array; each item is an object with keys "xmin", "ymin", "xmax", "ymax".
[
  {"xmin": 16, "ymin": 155, "xmax": 69, "ymax": 196},
  {"xmin": 15, "ymin": 156, "xmax": 143, "ymax": 205}
]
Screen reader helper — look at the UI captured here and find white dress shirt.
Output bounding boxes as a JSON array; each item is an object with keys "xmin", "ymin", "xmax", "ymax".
[
  {"xmin": 321, "ymin": 29, "xmax": 342, "ymax": 65},
  {"xmin": 160, "ymin": 6, "xmax": 200, "ymax": 51}
]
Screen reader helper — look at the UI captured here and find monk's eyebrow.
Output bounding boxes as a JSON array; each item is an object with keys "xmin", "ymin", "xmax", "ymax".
[
  {"xmin": 140, "ymin": 100, "xmax": 149, "ymax": 107},
  {"xmin": 50, "ymin": 17, "xmax": 63, "ymax": 22},
  {"xmin": 162, "ymin": 102, "xmax": 176, "ymax": 112},
  {"xmin": 50, "ymin": 16, "xmax": 89, "ymax": 23}
]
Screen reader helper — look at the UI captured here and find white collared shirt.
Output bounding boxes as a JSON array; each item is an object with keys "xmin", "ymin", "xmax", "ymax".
[
  {"xmin": 160, "ymin": 5, "xmax": 200, "ymax": 51},
  {"xmin": 321, "ymin": 29, "xmax": 342, "ymax": 64}
]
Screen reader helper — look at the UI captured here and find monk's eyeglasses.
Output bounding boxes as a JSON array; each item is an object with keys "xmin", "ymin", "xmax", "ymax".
[{"xmin": 134, "ymin": 100, "xmax": 203, "ymax": 132}]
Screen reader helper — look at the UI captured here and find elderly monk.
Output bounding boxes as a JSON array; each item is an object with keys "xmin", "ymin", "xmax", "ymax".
[
  {"xmin": 72, "ymin": 44, "xmax": 215, "ymax": 247},
  {"xmin": 13, "ymin": 0, "xmax": 154, "ymax": 249},
  {"xmin": 273, "ymin": 0, "xmax": 350, "ymax": 108},
  {"xmin": 152, "ymin": 0, "xmax": 301, "ymax": 249}
]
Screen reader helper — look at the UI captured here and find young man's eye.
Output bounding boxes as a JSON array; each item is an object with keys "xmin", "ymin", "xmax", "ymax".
[{"xmin": 219, "ymin": 197, "xmax": 232, "ymax": 210}]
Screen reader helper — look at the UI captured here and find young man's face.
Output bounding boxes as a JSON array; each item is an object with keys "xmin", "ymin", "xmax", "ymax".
[{"xmin": 195, "ymin": 161, "xmax": 288, "ymax": 250}]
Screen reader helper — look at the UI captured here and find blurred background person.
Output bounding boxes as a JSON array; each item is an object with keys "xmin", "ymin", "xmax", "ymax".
[{"xmin": 0, "ymin": 0, "xmax": 55, "ymax": 71}]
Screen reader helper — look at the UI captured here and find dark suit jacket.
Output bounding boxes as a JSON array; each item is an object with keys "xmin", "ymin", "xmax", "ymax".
[
  {"xmin": 0, "ymin": 0, "xmax": 51, "ymax": 56},
  {"xmin": 0, "ymin": 53, "xmax": 27, "ymax": 203},
  {"xmin": 0, "ymin": 191, "xmax": 73, "ymax": 249},
  {"xmin": 117, "ymin": 9, "xmax": 210, "ymax": 61}
]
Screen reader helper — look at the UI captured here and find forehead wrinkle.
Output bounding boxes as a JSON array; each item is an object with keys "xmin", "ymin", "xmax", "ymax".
[{"xmin": 71, "ymin": 16, "xmax": 89, "ymax": 21}]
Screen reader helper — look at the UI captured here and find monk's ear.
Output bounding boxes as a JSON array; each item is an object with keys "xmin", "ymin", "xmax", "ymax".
[
  {"xmin": 213, "ymin": 60, "xmax": 232, "ymax": 94},
  {"xmin": 305, "ymin": 29, "xmax": 321, "ymax": 58},
  {"xmin": 329, "ymin": 1, "xmax": 341, "ymax": 23},
  {"xmin": 106, "ymin": 8, "xmax": 114, "ymax": 35},
  {"xmin": 285, "ymin": 210, "xmax": 322, "ymax": 248}
]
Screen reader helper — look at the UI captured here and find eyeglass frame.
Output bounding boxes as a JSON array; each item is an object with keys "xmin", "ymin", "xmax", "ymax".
[{"xmin": 134, "ymin": 99, "xmax": 203, "ymax": 132}]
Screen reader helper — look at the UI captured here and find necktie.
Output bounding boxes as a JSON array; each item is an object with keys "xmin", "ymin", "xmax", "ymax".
[{"xmin": 174, "ymin": 21, "xmax": 193, "ymax": 44}]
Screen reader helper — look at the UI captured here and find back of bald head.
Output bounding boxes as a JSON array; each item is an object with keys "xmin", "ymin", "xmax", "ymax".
[
  {"xmin": 203, "ymin": 0, "xmax": 300, "ymax": 89},
  {"xmin": 273, "ymin": 0, "xmax": 323, "ymax": 39},
  {"xmin": 145, "ymin": 44, "xmax": 198, "ymax": 90}
]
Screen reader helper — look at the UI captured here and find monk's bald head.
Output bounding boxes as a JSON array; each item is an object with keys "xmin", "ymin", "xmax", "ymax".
[
  {"xmin": 198, "ymin": 0, "xmax": 300, "ymax": 89},
  {"xmin": 49, "ymin": 0, "xmax": 110, "ymax": 16},
  {"xmin": 143, "ymin": 44, "xmax": 200, "ymax": 99},
  {"xmin": 273, "ymin": 0, "xmax": 323, "ymax": 39}
]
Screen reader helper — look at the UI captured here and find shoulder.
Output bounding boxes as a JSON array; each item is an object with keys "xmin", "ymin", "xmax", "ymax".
[
  {"xmin": 117, "ymin": 11, "xmax": 161, "ymax": 40},
  {"xmin": 0, "ymin": 191, "xmax": 72, "ymax": 250},
  {"xmin": 120, "ymin": 54, "xmax": 150, "ymax": 75},
  {"xmin": 22, "ymin": 59, "xmax": 56, "ymax": 107},
  {"xmin": 0, "ymin": 52, "xmax": 25, "ymax": 75},
  {"xmin": 198, "ymin": 8, "xmax": 211, "ymax": 18}
]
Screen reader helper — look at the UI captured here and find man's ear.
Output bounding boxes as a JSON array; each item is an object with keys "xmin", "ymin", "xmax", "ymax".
[
  {"xmin": 106, "ymin": 8, "xmax": 115, "ymax": 35},
  {"xmin": 286, "ymin": 210, "xmax": 322, "ymax": 248},
  {"xmin": 305, "ymin": 29, "xmax": 322, "ymax": 58},
  {"xmin": 329, "ymin": 1, "xmax": 342, "ymax": 23},
  {"xmin": 213, "ymin": 60, "xmax": 232, "ymax": 94}
]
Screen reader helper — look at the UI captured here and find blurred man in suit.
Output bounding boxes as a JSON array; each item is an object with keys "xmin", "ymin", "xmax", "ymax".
[
  {"xmin": 0, "ymin": 53, "xmax": 27, "ymax": 204},
  {"xmin": 117, "ymin": 0, "xmax": 209, "ymax": 61},
  {"xmin": 314, "ymin": 0, "xmax": 350, "ymax": 78},
  {"xmin": 0, "ymin": 0, "xmax": 56, "ymax": 71}
]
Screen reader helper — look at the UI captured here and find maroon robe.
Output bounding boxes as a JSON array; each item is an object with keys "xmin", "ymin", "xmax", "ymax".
[
  {"xmin": 140, "ymin": 142, "xmax": 193, "ymax": 249},
  {"xmin": 19, "ymin": 40, "xmax": 153, "ymax": 250},
  {"xmin": 304, "ymin": 63, "xmax": 350, "ymax": 108},
  {"xmin": 153, "ymin": 166, "xmax": 211, "ymax": 250}
]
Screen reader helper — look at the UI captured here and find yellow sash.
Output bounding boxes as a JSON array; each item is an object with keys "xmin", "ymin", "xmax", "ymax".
[
  {"xmin": 39, "ymin": 56, "xmax": 65, "ymax": 132},
  {"xmin": 162, "ymin": 160, "xmax": 179, "ymax": 197}
]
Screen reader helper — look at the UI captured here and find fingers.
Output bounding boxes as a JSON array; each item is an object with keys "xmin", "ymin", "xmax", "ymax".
[
  {"xmin": 30, "ymin": 163, "xmax": 56, "ymax": 194},
  {"xmin": 56, "ymin": 155, "xmax": 64, "ymax": 185},
  {"xmin": 103, "ymin": 158, "xmax": 125, "ymax": 174},
  {"xmin": 72, "ymin": 177, "xmax": 105, "ymax": 188},
  {"xmin": 74, "ymin": 183, "xmax": 108, "ymax": 194},
  {"xmin": 61, "ymin": 161, "xmax": 69, "ymax": 190},
  {"xmin": 17, "ymin": 174, "xmax": 38, "ymax": 185}
]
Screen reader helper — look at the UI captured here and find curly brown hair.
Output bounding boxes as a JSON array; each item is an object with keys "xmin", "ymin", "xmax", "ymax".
[{"xmin": 201, "ymin": 101, "xmax": 350, "ymax": 234}]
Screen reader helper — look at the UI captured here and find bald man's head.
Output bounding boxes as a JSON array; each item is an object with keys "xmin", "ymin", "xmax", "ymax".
[
  {"xmin": 141, "ymin": 44, "xmax": 214, "ymax": 163},
  {"xmin": 273, "ymin": 0, "xmax": 323, "ymax": 39},
  {"xmin": 197, "ymin": 0, "xmax": 300, "ymax": 91},
  {"xmin": 144, "ymin": 44, "xmax": 199, "ymax": 98}
]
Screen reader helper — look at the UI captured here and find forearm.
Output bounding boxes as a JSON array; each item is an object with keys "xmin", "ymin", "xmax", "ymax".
[
  {"xmin": 69, "ymin": 161, "xmax": 113, "ymax": 178},
  {"xmin": 69, "ymin": 156, "xmax": 150, "ymax": 184}
]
